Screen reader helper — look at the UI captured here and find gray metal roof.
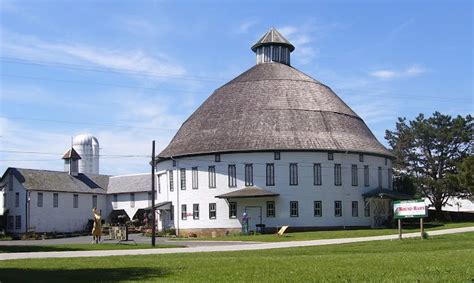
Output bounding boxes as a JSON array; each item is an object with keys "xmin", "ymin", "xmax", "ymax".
[
  {"xmin": 158, "ymin": 62, "xmax": 392, "ymax": 159},
  {"xmin": 107, "ymin": 173, "xmax": 151, "ymax": 194},
  {"xmin": 4, "ymin": 168, "xmax": 108, "ymax": 194},
  {"xmin": 251, "ymin": 27, "xmax": 295, "ymax": 52},
  {"xmin": 62, "ymin": 148, "xmax": 81, "ymax": 160},
  {"xmin": 1, "ymin": 168, "xmax": 153, "ymax": 195}
]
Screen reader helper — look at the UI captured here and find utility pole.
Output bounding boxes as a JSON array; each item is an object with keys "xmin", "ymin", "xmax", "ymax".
[{"xmin": 151, "ymin": 140, "xmax": 156, "ymax": 247}]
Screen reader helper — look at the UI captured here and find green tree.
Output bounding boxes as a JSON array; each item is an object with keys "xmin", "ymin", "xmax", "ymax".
[
  {"xmin": 450, "ymin": 156, "xmax": 474, "ymax": 197},
  {"xmin": 393, "ymin": 174, "xmax": 416, "ymax": 196},
  {"xmin": 385, "ymin": 112, "xmax": 473, "ymax": 219}
]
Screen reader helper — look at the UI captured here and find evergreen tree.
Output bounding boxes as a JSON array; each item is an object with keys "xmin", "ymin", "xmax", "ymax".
[{"xmin": 385, "ymin": 112, "xmax": 473, "ymax": 219}]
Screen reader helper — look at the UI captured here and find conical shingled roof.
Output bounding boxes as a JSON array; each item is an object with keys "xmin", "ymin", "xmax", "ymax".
[
  {"xmin": 251, "ymin": 27, "xmax": 295, "ymax": 52},
  {"xmin": 158, "ymin": 62, "xmax": 392, "ymax": 159}
]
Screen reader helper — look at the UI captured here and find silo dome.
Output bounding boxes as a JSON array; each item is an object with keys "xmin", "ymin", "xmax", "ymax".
[{"xmin": 72, "ymin": 134, "xmax": 100, "ymax": 174}]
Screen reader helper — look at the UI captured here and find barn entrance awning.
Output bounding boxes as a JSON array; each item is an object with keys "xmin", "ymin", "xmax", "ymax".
[
  {"xmin": 215, "ymin": 187, "xmax": 279, "ymax": 199},
  {"xmin": 144, "ymin": 201, "xmax": 172, "ymax": 211},
  {"xmin": 362, "ymin": 188, "xmax": 412, "ymax": 200}
]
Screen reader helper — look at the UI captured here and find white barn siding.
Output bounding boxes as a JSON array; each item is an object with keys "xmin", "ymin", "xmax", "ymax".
[
  {"xmin": 4, "ymin": 174, "xmax": 27, "ymax": 234},
  {"xmin": 29, "ymin": 191, "xmax": 107, "ymax": 233},
  {"xmin": 107, "ymin": 191, "xmax": 153, "ymax": 219},
  {"xmin": 157, "ymin": 151, "xmax": 392, "ymax": 232}
]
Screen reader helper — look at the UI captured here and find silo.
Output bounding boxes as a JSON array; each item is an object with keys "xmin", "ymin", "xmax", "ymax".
[{"xmin": 72, "ymin": 134, "xmax": 100, "ymax": 174}]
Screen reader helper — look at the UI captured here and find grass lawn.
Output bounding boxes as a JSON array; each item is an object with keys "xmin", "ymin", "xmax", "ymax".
[
  {"xmin": 178, "ymin": 221, "xmax": 474, "ymax": 242},
  {"xmin": 0, "ymin": 232, "xmax": 472, "ymax": 282},
  {"xmin": 0, "ymin": 243, "xmax": 183, "ymax": 253}
]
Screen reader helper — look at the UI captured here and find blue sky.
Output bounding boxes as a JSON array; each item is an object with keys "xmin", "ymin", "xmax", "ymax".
[{"xmin": 0, "ymin": 0, "xmax": 472, "ymax": 175}]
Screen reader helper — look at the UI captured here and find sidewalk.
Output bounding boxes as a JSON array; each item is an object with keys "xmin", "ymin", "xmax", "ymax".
[{"xmin": 0, "ymin": 226, "xmax": 472, "ymax": 261}]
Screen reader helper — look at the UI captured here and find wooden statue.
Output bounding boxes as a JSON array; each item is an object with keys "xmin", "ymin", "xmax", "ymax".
[{"xmin": 92, "ymin": 208, "xmax": 102, "ymax": 244}]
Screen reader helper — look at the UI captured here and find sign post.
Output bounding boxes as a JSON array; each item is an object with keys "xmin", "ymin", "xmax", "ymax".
[
  {"xmin": 393, "ymin": 199, "xmax": 427, "ymax": 240},
  {"xmin": 398, "ymin": 219, "xmax": 402, "ymax": 240}
]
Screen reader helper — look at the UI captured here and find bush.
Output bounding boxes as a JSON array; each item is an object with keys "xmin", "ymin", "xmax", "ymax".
[{"xmin": 422, "ymin": 231, "xmax": 430, "ymax": 240}]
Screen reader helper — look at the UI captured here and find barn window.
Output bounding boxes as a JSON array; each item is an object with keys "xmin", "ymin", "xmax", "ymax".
[
  {"xmin": 335, "ymin": 201, "xmax": 342, "ymax": 217},
  {"xmin": 352, "ymin": 201, "xmax": 359, "ymax": 217},
  {"xmin": 180, "ymin": 168, "xmax": 186, "ymax": 190},
  {"xmin": 245, "ymin": 164, "xmax": 253, "ymax": 186},
  {"xmin": 73, "ymin": 194, "xmax": 78, "ymax": 208},
  {"xmin": 229, "ymin": 202, "xmax": 237, "ymax": 218},
  {"xmin": 92, "ymin": 195, "xmax": 97, "ymax": 209},
  {"xmin": 266, "ymin": 201, "xmax": 275, "ymax": 218},
  {"xmin": 334, "ymin": 164, "xmax": 342, "ymax": 186},
  {"xmin": 37, "ymin": 192, "xmax": 43, "ymax": 208},
  {"xmin": 314, "ymin": 201, "xmax": 322, "ymax": 217},
  {"xmin": 274, "ymin": 151, "xmax": 281, "ymax": 160},
  {"xmin": 169, "ymin": 170, "xmax": 174, "ymax": 191},
  {"xmin": 266, "ymin": 163, "xmax": 275, "ymax": 186},
  {"xmin": 192, "ymin": 167, "xmax": 199, "ymax": 189},
  {"xmin": 289, "ymin": 163, "xmax": 298, "ymax": 186},
  {"xmin": 209, "ymin": 203, "xmax": 216, "ymax": 219},
  {"xmin": 228, "ymin": 165, "xmax": 237, "ymax": 187},
  {"xmin": 364, "ymin": 165, "xmax": 370, "ymax": 187},
  {"xmin": 328, "ymin": 152, "xmax": 334, "ymax": 160},
  {"xmin": 53, "ymin": 193, "xmax": 59, "ymax": 208},
  {"xmin": 208, "ymin": 166, "xmax": 216, "ymax": 188},
  {"xmin": 181, "ymin": 204, "xmax": 187, "ymax": 220},
  {"xmin": 193, "ymin": 203, "xmax": 200, "ymax": 220},
  {"xmin": 290, "ymin": 201, "xmax": 299, "ymax": 217},
  {"xmin": 351, "ymin": 165, "xmax": 358, "ymax": 186},
  {"xmin": 314, "ymin": 163, "xmax": 322, "ymax": 186}
]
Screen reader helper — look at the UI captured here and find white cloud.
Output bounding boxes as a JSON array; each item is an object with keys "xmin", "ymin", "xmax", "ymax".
[
  {"xmin": 0, "ymin": 29, "xmax": 186, "ymax": 79},
  {"xmin": 236, "ymin": 19, "xmax": 258, "ymax": 34},
  {"xmin": 370, "ymin": 65, "xmax": 428, "ymax": 79},
  {"xmin": 370, "ymin": 70, "xmax": 397, "ymax": 79}
]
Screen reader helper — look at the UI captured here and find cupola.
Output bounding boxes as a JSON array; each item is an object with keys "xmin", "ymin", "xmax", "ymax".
[
  {"xmin": 62, "ymin": 147, "xmax": 82, "ymax": 176},
  {"xmin": 251, "ymin": 27, "xmax": 295, "ymax": 65}
]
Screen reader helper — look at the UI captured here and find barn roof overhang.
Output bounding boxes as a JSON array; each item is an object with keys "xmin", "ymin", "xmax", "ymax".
[
  {"xmin": 215, "ymin": 187, "xmax": 279, "ymax": 199},
  {"xmin": 362, "ymin": 188, "xmax": 413, "ymax": 200}
]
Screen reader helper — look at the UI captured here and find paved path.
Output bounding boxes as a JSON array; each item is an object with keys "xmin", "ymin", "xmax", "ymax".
[
  {"xmin": 0, "ymin": 227, "xmax": 472, "ymax": 261},
  {"xmin": 0, "ymin": 233, "xmax": 256, "ymax": 247}
]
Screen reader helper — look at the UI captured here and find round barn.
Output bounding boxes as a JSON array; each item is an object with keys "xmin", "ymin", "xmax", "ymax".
[{"xmin": 155, "ymin": 28, "xmax": 401, "ymax": 236}]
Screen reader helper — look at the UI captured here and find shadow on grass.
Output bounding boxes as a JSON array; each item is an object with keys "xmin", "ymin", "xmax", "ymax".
[
  {"xmin": 0, "ymin": 245, "xmax": 84, "ymax": 253},
  {"xmin": 400, "ymin": 223, "xmax": 444, "ymax": 229},
  {"xmin": 0, "ymin": 267, "xmax": 169, "ymax": 282}
]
